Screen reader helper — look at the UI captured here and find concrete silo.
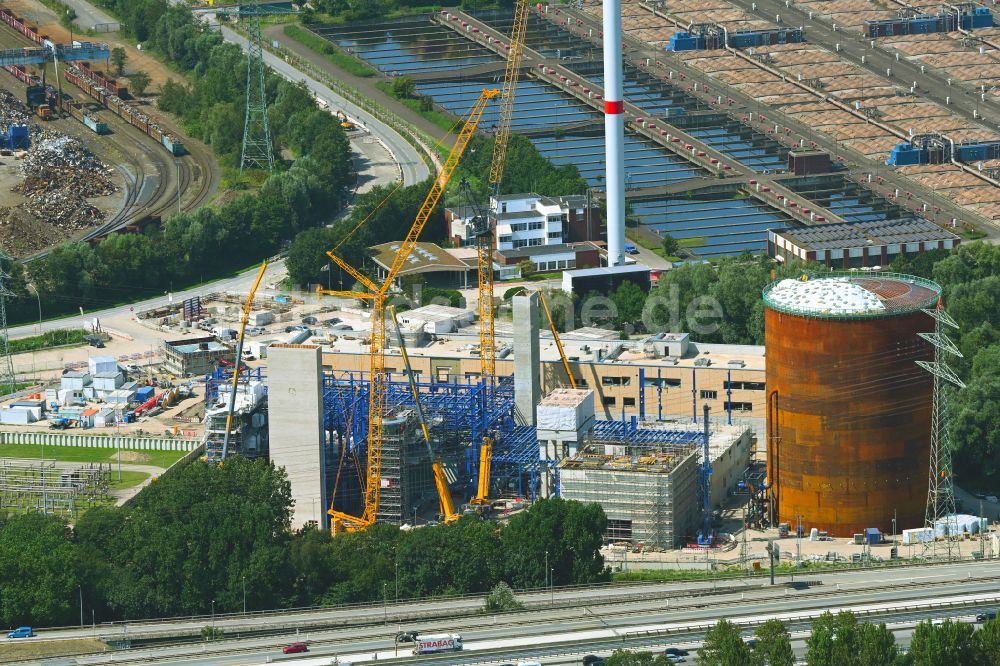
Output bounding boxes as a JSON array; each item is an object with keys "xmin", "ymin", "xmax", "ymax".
[{"xmin": 763, "ymin": 273, "xmax": 941, "ymax": 537}]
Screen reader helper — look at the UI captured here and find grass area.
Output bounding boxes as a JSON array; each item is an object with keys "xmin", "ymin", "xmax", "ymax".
[
  {"xmin": 374, "ymin": 82, "xmax": 457, "ymax": 133},
  {"xmin": 0, "ymin": 638, "xmax": 108, "ymax": 661},
  {"xmin": 963, "ymin": 228, "xmax": 987, "ymax": 240},
  {"xmin": 9, "ymin": 329, "xmax": 88, "ymax": 355},
  {"xmin": 611, "ymin": 557, "xmax": 918, "ymax": 583},
  {"xmin": 678, "ymin": 236, "xmax": 706, "ymax": 248},
  {"xmin": 625, "ymin": 228, "xmax": 681, "ymax": 262},
  {"xmin": 284, "ymin": 25, "xmax": 376, "ymax": 78},
  {"xmin": 109, "ymin": 470, "xmax": 151, "ymax": 491},
  {"xmin": 522, "ymin": 271, "xmax": 563, "ymax": 282},
  {"xmin": 0, "ymin": 444, "xmax": 187, "ymax": 469}
]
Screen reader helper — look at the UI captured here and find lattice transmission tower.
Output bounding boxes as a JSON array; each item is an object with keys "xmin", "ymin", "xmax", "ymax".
[
  {"xmin": 917, "ymin": 301, "xmax": 965, "ymax": 559},
  {"xmin": 240, "ymin": 0, "xmax": 273, "ymax": 172},
  {"xmin": 0, "ymin": 256, "xmax": 19, "ymax": 395}
]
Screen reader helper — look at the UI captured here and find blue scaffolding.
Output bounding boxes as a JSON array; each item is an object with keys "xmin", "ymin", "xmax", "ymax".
[{"xmin": 321, "ymin": 372, "xmax": 520, "ymax": 512}]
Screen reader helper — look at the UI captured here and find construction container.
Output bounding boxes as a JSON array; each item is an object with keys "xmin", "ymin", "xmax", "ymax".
[
  {"xmin": 135, "ymin": 386, "xmax": 155, "ymax": 404},
  {"xmin": 865, "ymin": 528, "xmax": 881, "ymax": 545},
  {"xmin": 764, "ymin": 273, "xmax": 940, "ymax": 537}
]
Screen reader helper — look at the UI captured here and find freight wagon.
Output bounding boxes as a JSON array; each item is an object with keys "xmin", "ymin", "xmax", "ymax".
[
  {"xmin": 77, "ymin": 61, "xmax": 127, "ymax": 99},
  {"xmin": 0, "ymin": 8, "xmax": 48, "ymax": 46},
  {"xmin": 65, "ymin": 66, "xmax": 185, "ymax": 155}
]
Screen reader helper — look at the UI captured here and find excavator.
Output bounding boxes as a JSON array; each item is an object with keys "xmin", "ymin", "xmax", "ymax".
[{"xmin": 388, "ymin": 305, "xmax": 458, "ymax": 523}]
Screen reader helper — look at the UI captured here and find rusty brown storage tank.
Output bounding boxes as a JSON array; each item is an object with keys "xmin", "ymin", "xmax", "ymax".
[{"xmin": 763, "ymin": 273, "xmax": 941, "ymax": 537}]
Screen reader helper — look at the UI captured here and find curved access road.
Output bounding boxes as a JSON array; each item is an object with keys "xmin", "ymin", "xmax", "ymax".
[{"xmin": 219, "ymin": 26, "xmax": 429, "ymax": 187}]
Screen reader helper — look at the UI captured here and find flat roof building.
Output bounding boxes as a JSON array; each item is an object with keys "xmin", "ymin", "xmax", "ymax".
[
  {"xmin": 162, "ymin": 336, "xmax": 230, "ymax": 377},
  {"xmin": 768, "ymin": 219, "xmax": 960, "ymax": 269}
]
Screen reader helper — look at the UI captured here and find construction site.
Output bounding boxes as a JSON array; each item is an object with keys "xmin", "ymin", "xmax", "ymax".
[{"xmin": 0, "ymin": 0, "xmax": 994, "ymax": 566}]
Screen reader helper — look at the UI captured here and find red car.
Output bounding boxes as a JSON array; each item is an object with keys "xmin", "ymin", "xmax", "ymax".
[{"xmin": 282, "ymin": 643, "xmax": 309, "ymax": 654}]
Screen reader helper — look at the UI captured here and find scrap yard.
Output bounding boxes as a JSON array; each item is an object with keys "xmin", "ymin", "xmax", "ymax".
[{"xmin": 0, "ymin": 1, "xmax": 217, "ymax": 258}]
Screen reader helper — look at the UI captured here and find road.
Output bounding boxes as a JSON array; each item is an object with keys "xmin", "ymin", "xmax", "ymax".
[
  {"xmin": 59, "ymin": 0, "xmax": 119, "ymax": 32},
  {"xmin": 9, "ymin": 561, "xmax": 998, "ymax": 665},
  {"xmin": 7, "ymin": 0, "xmax": 430, "ymax": 339},
  {"xmin": 219, "ymin": 24, "xmax": 429, "ymax": 187}
]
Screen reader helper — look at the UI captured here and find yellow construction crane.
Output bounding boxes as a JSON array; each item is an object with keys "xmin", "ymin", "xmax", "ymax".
[
  {"xmin": 468, "ymin": 0, "xmax": 530, "ymax": 513},
  {"xmin": 318, "ymin": 88, "xmax": 499, "ymax": 532},
  {"xmin": 538, "ymin": 290, "xmax": 576, "ymax": 390},
  {"xmin": 478, "ymin": 0, "xmax": 529, "ymax": 386},
  {"xmin": 388, "ymin": 305, "xmax": 458, "ymax": 523},
  {"xmin": 220, "ymin": 260, "xmax": 267, "ymax": 460}
]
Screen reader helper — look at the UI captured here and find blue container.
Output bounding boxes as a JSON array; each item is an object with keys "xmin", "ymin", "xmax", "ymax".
[
  {"xmin": 865, "ymin": 528, "xmax": 881, "ymax": 545},
  {"xmin": 135, "ymin": 386, "xmax": 155, "ymax": 403}
]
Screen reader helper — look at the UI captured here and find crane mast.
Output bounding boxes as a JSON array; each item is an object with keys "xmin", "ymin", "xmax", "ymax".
[
  {"xmin": 318, "ymin": 88, "xmax": 499, "ymax": 532},
  {"xmin": 479, "ymin": 0, "xmax": 530, "ymax": 385}
]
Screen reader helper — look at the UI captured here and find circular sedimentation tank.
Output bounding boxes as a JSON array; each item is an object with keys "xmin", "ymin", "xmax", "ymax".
[{"xmin": 763, "ymin": 272, "xmax": 941, "ymax": 537}]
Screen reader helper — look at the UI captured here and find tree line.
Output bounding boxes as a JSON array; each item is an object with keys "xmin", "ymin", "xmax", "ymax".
[
  {"xmin": 605, "ymin": 611, "xmax": 1000, "ymax": 665},
  {"xmin": 5, "ymin": 1, "xmax": 353, "ymax": 325},
  {"xmin": 0, "ymin": 458, "xmax": 608, "ymax": 628}
]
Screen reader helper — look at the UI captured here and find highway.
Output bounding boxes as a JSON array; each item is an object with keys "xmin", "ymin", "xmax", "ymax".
[{"xmin": 10, "ymin": 561, "xmax": 998, "ymax": 665}]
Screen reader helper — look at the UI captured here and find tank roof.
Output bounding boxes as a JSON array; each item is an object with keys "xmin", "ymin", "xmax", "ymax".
[{"xmin": 763, "ymin": 272, "xmax": 941, "ymax": 319}]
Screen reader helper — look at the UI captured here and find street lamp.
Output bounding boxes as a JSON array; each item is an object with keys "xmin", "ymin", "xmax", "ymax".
[
  {"xmin": 211, "ymin": 600, "xmax": 215, "ymax": 634},
  {"xmin": 78, "ymin": 585, "xmax": 83, "ymax": 627},
  {"xmin": 382, "ymin": 582, "xmax": 388, "ymax": 625},
  {"xmin": 394, "ymin": 561, "xmax": 399, "ymax": 602},
  {"xmin": 26, "ymin": 283, "xmax": 41, "ymax": 334},
  {"xmin": 242, "ymin": 575, "xmax": 246, "ymax": 615},
  {"xmin": 544, "ymin": 549, "xmax": 549, "ymax": 593}
]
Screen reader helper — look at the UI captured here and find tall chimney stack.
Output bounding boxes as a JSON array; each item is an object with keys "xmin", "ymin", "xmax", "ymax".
[{"xmin": 603, "ymin": 0, "xmax": 626, "ymax": 267}]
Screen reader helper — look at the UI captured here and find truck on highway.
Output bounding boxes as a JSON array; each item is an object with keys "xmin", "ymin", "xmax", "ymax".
[{"xmin": 413, "ymin": 633, "xmax": 462, "ymax": 655}]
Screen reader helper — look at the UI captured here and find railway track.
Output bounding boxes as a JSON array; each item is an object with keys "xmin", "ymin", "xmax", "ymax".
[{"xmin": 0, "ymin": 18, "xmax": 217, "ymax": 258}]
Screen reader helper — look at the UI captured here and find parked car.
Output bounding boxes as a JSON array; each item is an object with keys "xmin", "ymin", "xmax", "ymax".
[
  {"xmin": 665, "ymin": 657, "xmax": 686, "ymax": 664},
  {"xmin": 282, "ymin": 642, "xmax": 309, "ymax": 654},
  {"xmin": 7, "ymin": 627, "xmax": 33, "ymax": 639}
]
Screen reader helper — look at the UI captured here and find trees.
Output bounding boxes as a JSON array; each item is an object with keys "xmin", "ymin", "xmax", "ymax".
[
  {"xmin": 0, "ymin": 514, "xmax": 83, "ymax": 627},
  {"xmin": 610, "ymin": 280, "xmax": 647, "ymax": 333},
  {"xmin": 484, "ymin": 582, "xmax": 523, "ymax": 612},
  {"xmin": 856, "ymin": 622, "xmax": 901, "ymax": 666},
  {"xmin": 76, "ymin": 458, "xmax": 294, "ymax": 619},
  {"xmin": 500, "ymin": 498, "xmax": 608, "ymax": 589},
  {"xmin": 661, "ymin": 233, "xmax": 679, "ymax": 258},
  {"xmin": 110, "ymin": 47, "xmax": 127, "ymax": 76},
  {"xmin": 698, "ymin": 618, "xmax": 751, "ymax": 666},
  {"xmin": 391, "ymin": 75, "xmax": 417, "ymax": 99},
  {"xmin": 908, "ymin": 619, "xmax": 985, "ymax": 666},
  {"xmin": 604, "ymin": 650, "xmax": 672, "ymax": 665},
  {"xmin": 129, "ymin": 71, "xmax": 151, "ymax": 97},
  {"xmin": 754, "ymin": 619, "xmax": 794, "ymax": 666}
]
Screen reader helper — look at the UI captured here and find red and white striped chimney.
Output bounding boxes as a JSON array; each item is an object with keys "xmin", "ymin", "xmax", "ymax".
[{"xmin": 603, "ymin": 0, "xmax": 626, "ymax": 267}]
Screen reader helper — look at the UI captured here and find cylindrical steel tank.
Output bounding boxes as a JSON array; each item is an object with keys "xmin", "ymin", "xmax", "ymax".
[{"xmin": 763, "ymin": 273, "xmax": 941, "ymax": 537}]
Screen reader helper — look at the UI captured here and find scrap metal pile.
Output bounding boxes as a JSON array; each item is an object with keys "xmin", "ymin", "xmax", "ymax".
[{"xmin": 0, "ymin": 90, "xmax": 118, "ymax": 256}]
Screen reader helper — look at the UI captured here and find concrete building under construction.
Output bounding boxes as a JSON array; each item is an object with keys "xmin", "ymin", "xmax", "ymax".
[
  {"xmin": 764, "ymin": 273, "xmax": 940, "ymax": 537},
  {"xmin": 559, "ymin": 422, "xmax": 753, "ymax": 547}
]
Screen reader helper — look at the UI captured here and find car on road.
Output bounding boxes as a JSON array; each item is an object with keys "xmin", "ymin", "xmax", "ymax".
[
  {"xmin": 7, "ymin": 627, "xmax": 32, "ymax": 639},
  {"xmin": 282, "ymin": 642, "xmax": 309, "ymax": 654},
  {"xmin": 976, "ymin": 610, "xmax": 997, "ymax": 622},
  {"xmin": 663, "ymin": 647, "xmax": 689, "ymax": 656},
  {"xmin": 624, "ymin": 243, "xmax": 639, "ymax": 254},
  {"xmin": 745, "ymin": 638, "xmax": 758, "ymax": 649},
  {"xmin": 582, "ymin": 656, "xmax": 605, "ymax": 665},
  {"xmin": 395, "ymin": 630, "xmax": 419, "ymax": 642},
  {"xmin": 665, "ymin": 657, "xmax": 686, "ymax": 664}
]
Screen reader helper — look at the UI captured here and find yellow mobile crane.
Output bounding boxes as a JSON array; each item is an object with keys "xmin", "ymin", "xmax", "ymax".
[
  {"xmin": 468, "ymin": 0, "xmax": 530, "ymax": 512},
  {"xmin": 538, "ymin": 290, "xmax": 576, "ymax": 390},
  {"xmin": 220, "ymin": 261, "xmax": 268, "ymax": 460},
  {"xmin": 318, "ymin": 88, "xmax": 499, "ymax": 532},
  {"xmin": 388, "ymin": 305, "xmax": 458, "ymax": 523}
]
